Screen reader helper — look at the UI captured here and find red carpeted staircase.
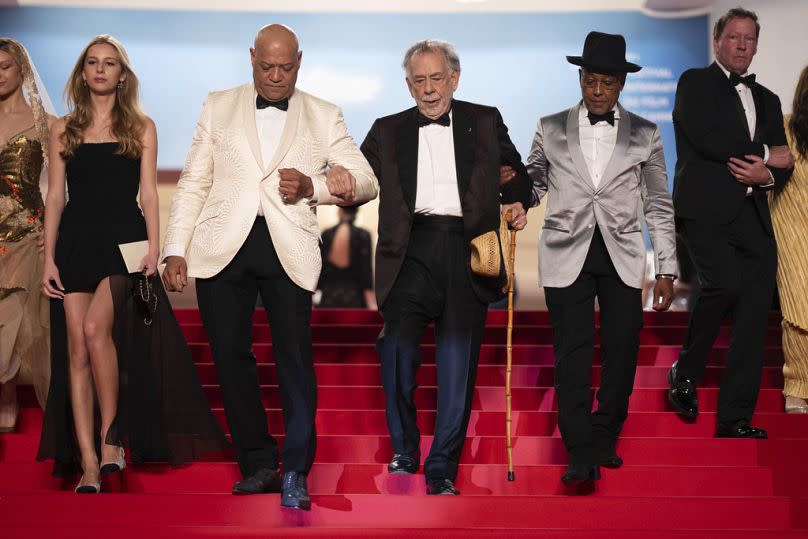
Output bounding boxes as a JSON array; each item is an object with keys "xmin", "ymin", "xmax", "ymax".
[{"xmin": 1, "ymin": 309, "xmax": 807, "ymax": 538}]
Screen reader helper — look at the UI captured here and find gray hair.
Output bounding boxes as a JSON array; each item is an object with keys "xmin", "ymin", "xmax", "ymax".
[{"xmin": 402, "ymin": 39, "xmax": 461, "ymax": 78}]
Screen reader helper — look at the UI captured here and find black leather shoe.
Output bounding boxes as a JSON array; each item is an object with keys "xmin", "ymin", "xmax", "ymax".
[
  {"xmin": 561, "ymin": 463, "xmax": 601, "ymax": 486},
  {"xmin": 597, "ymin": 450, "xmax": 623, "ymax": 469},
  {"xmin": 667, "ymin": 363, "xmax": 699, "ymax": 418},
  {"xmin": 426, "ymin": 478, "xmax": 460, "ymax": 495},
  {"xmin": 281, "ymin": 471, "xmax": 311, "ymax": 510},
  {"xmin": 388, "ymin": 453, "xmax": 419, "ymax": 474},
  {"xmin": 716, "ymin": 420, "xmax": 768, "ymax": 439},
  {"xmin": 232, "ymin": 467, "xmax": 281, "ymax": 495}
]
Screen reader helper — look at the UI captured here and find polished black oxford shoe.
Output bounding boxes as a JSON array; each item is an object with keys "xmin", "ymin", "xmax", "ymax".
[
  {"xmin": 232, "ymin": 467, "xmax": 281, "ymax": 495},
  {"xmin": 281, "ymin": 471, "xmax": 311, "ymax": 510},
  {"xmin": 716, "ymin": 420, "xmax": 768, "ymax": 439},
  {"xmin": 667, "ymin": 363, "xmax": 699, "ymax": 418},
  {"xmin": 597, "ymin": 450, "xmax": 624, "ymax": 469},
  {"xmin": 561, "ymin": 463, "xmax": 601, "ymax": 486},
  {"xmin": 388, "ymin": 453, "xmax": 419, "ymax": 474},
  {"xmin": 426, "ymin": 478, "xmax": 460, "ymax": 495}
]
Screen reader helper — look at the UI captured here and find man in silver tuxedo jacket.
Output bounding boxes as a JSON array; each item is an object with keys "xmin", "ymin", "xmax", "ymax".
[{"xmin": 526, "ymin": 31, "xmax": 677, "ymax": 488}]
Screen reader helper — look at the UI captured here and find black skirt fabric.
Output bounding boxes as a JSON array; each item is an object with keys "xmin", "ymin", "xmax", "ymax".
[{"xmin": 37, "ymin": 274, "xmax": 230, "ymax": 475}]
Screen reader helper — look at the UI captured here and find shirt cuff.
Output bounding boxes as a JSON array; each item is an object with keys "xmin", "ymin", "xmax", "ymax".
[
  {"xmin": 162, "ymin": 243, "xmax": 186, "ymax": 263},
  {"xmin": 307, "ymin": 174, "xmax": 327, "ymax": 206},
  {"xmin": 759, "ymin": 168, "xmax": 775, "ymax": 189},
  {"xmin": 763, "ymin": 144, "xmax": 770, "ymax": 164}
]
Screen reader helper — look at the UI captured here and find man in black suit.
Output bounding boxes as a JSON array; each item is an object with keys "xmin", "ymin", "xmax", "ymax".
[
  {"xmin": 668, "ymin": 7, "xmax": 794, "ymax": 437},
  {"xmin": 361, "ymin": 39, "xmax": 531, "ymax": 495}
]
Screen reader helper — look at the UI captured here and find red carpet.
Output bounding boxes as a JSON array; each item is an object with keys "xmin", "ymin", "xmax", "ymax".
[{"xmin": 1, "ymin": 309, "xmax": 807, "ymax": 537}]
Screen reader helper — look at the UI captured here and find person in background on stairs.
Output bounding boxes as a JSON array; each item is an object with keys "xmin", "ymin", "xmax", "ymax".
[
  {"xmin": 526, "ymin": 31, "xmax": 677, "ymax": 488},
  {"xmin": 161, "ymin": 24, "xmax": 379, "ymax": 510},
  {"xmin": 667, "ymin": 7, "xmax": 794, "ymax": 437},
  {"xmin": 361, "ymin": 39, "xmax": 530, "ymax": 496},
  {"xmin": 36, "ymin": 34, "xmax": 229, "ymax": 494},
  {"xmin": 316, "ymin": 206, "xmax": 376, "ymax": 309},
  {"xmin": 770, "ymin": 64, "xmax": 808, "ymax": 414},
  {"xmin": 0, "ymin": 38, "xmax": 54, "ymax": 433}
]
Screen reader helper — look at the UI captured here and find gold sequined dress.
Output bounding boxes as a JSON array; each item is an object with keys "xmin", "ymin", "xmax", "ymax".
[
  {"xmin": 770, "ymin": 116, "xmax": 808, "ymax": 399},
  {"xmin": 0, "ymin": 126, "xmax": 50, "ymax": 407}
]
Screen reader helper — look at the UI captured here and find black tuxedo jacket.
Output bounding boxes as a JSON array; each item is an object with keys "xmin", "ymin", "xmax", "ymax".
[
  {"xmin": 672, "ymin": 62, "xmax": 789, "ymax": 232},
  {"xmin": 361, "ymin": 100, "xmax": 531, "ymax": 308}
]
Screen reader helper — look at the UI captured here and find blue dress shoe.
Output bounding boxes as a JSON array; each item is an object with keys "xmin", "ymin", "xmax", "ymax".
[
  {"xmin": 426, "ymin": 478, "xmax": 459, "ymax": 495},
  {"xmin": 716, "ymin": 420, "xmax": 768, "ymax": 439},
  {"xmin": 281, "ymin": 471, "xmax": 311, "ymax": 510},
  {"xmin": 561, "ymin": 463, "xmax": 601, "ymax": 486},
  {"xmin": 667, "ymin": 363, "xmax": 699, "ymax": 419},
  {"xmin": 232, "ymin": 467, "xmax": 281, "ymax": 495},
  {"xmin": 388, "ymin": 453, "xmax": 418, "ymax": 474}
]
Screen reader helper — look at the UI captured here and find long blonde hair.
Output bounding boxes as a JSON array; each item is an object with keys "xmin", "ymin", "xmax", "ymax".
[
  {"xmin": 0, "ymin": 38, "xmax": 50, "ymax": 165},
  {"xmin": 61, "ymin": 34, "xmax": 145, "ymax": 160}
]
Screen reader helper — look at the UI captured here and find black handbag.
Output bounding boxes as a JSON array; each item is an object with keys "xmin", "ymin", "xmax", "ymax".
[{"xmin": 134, "ymin": 273, "xmax": 158, "ymax": 326}]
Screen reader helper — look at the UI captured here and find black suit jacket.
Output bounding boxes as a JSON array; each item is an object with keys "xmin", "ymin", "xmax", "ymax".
[
  {"xmin": 361, "ymin": 100, "xmax": 531, "ymax": 308},
  {"xmin": 672, "ymin": 62, "xmax": 789, "ymax": 233}
]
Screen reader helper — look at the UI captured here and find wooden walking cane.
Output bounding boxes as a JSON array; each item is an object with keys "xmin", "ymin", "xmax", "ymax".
[{"xmin": 505, "ymin": 210, "xmax": 518, "ymax": 481}]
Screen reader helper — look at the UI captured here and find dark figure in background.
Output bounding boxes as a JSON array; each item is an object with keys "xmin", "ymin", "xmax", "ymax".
[
  {"xmin": 317, "ymin": 206, "xmax": 376, "ymax": 309},
  {"xmin": 668, "ymin": 8, "xmax": 794, "ymax": 438}
]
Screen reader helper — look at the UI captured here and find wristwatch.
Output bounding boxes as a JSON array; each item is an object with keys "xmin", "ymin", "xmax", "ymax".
[{"xmin": 655, "ymin": 274, "xmax": 677, "ymax": 281}]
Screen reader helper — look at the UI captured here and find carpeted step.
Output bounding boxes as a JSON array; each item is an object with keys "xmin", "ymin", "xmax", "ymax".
[
  {"xmin": 187, "ymin": 342, "xmax": 785, "ymax": 366},
  {"xmin": 192, "ymin": 363, "xmax": 786, "ymax": 388},
  {"xmin": 0, "ymin": 493, "xmax": 792, "ymax": 530}
]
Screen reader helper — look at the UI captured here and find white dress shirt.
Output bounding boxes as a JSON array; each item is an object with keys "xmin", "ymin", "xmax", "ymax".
[
  {"xmin": 254, "ymin": 91, "xmax": 288, "ymax": 216},
  {"xmin": 578, "ymin": 104, "xmax": 619, "ymax": 189},
  {"xmin": 718, "ymin": 63, "xmax": 757, "ymax": 139},
  {"xmin": 717, "ymin": 63, "xmax": 773, "ymax": 194},
  {"xmin": 414, "ymin": 111, "xmax": 463, "ymax": 217}
]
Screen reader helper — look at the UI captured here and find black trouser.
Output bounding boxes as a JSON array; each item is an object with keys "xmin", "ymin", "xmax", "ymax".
[
  {"xmin": 544, "ymin": 228, "xmax": 643, "ymax": 465},
  {"xmin": 196, "ymin": 218, "xmax": 317, "ymax": 477},
  {"xmin": 676, "ymin": 198, "xmax": 777, "ymax": 424},
  {"xmin": 377, "ymin": 215, "xmax": 487, "ymax": 481}
]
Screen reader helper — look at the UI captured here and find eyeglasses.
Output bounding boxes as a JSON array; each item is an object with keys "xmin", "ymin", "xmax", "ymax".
[{"xmin": 581, "ymin": 77, "xmax": 621, "ymax": 90}]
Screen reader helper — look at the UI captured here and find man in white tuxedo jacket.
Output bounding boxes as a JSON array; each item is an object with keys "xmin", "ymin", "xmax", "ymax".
[
  {"xmin": 527, "ymin": 32, "xmax": 677, "ymax": 488},
  {"xmin": 162, "ymin": 24, "xmax": 378, "ymax": 510}
]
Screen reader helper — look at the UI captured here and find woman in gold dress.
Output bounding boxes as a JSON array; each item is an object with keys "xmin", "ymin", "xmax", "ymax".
[
  {"xmin": 771, "ymin": 65, "xmax": 808, "ymax": 413},
  {"xmin": 0, "ymin": 38, "xmax": 53, "ymax": 431}
]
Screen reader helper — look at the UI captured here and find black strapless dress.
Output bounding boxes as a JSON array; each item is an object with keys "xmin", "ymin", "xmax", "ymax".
[
  {"xmin": 54, "ymin": 143, "xmax": 146, "ymax": 292},
  {"xmin": 38, "ymin": 143, "xmax": 229, "ymax": 476}
]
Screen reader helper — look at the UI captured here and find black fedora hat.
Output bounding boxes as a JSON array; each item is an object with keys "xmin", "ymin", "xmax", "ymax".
[{"xmin": 567, "ymin": 31, "xmax": 642, "ymax": 73}]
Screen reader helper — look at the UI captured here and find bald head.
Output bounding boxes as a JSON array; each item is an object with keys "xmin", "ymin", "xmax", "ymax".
[
  {"xmin": 254, "ymin": 24, "xmax": 299, "ymax": 53},
  {"xmin": 250, "ymin": 24, "xmax": 302, "ymax": 102}
]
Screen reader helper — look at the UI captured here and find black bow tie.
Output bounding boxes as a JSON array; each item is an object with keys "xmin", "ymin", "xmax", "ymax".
[
  {"xmin": 417, "ymin": 111, "xmax": 451, "ymax": 127},
  {"xmin": 587, "ymin": 110, "xmax": 615, "ymax": 126},
  {"xmin": 730, "ymin": 72, "xmax": 756, "ymax": 87},
  {"xmin": 256, "ymin": 95, "xmax": 289, "ymax": 111}
]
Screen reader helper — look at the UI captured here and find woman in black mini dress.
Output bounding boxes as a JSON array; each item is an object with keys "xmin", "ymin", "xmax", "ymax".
[{"xmin": 38, "ymin": 35, "xmax": 227, "ymax": 493}]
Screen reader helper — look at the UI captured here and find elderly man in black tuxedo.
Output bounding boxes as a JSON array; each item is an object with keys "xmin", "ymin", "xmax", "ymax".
[
  {"xmin": 668, "ymin": 7, "xmax": 794, "ymax": 438},
  {"xmin": 361, "ymin": 39, "xmax": 531, "ymax": 495}
]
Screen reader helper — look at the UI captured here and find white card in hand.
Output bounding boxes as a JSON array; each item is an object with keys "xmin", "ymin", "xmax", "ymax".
[{"xmin": 118, "ymin": 240, "xmax": 150, "ymax": 274}]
